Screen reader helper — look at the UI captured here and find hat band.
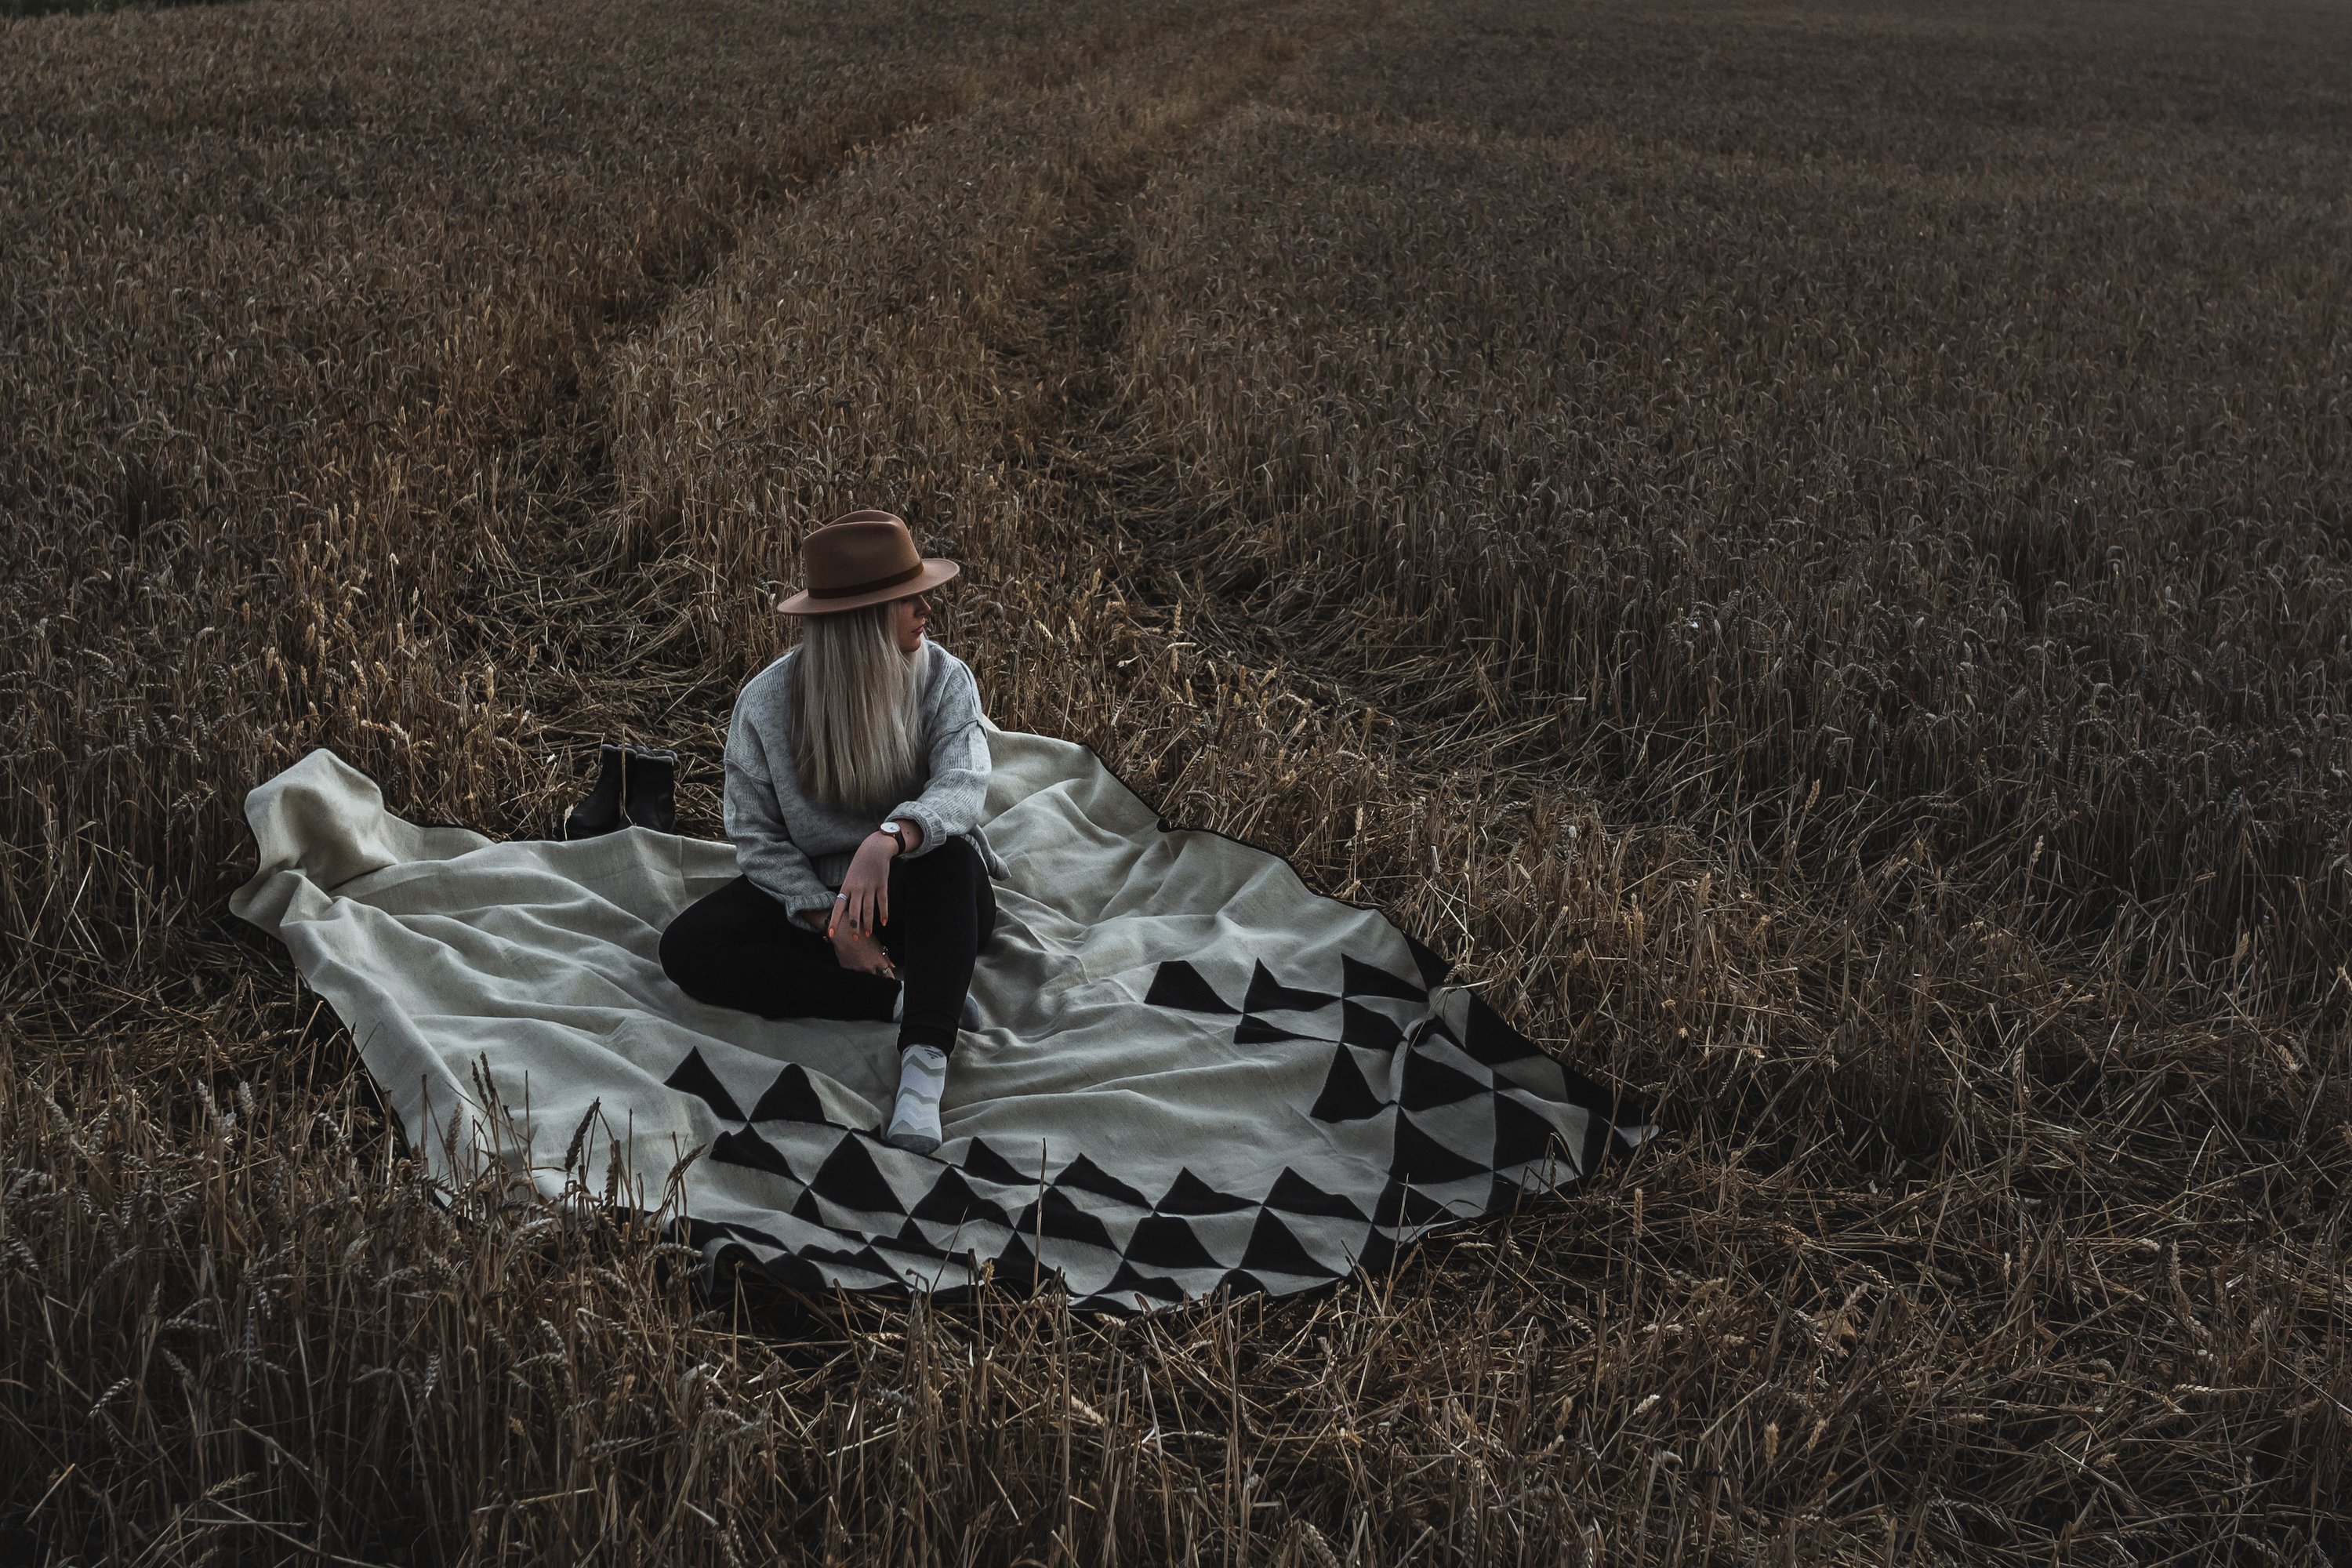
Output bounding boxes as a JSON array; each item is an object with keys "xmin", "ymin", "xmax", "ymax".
[{"xmin": 809, "ymin": 561, "xmax": 924, "ymax": 599}]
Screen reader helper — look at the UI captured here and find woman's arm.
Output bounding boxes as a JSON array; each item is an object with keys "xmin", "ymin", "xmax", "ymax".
[
  {"xmin": 885, "ymin": 654, "xmax": 990, "ymax": 858},
  {"xmin": 723, "ymin": 700, "xmax": 837, "ymax": 919}
]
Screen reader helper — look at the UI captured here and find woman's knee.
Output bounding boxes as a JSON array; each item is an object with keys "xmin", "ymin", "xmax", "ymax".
[
  {"xmin": 660, "ymin": 885, "xmax": 743, "ymax": 994},
  {"xmin": 891, "ymin": 841, "xmax": 994, "ymax": 949},
  {"xmin": 658, "ymin": 917, "xmax": 712, "ymax": 993},
  {"xmin": 894, "ymin": 835, "xmax": 982, "ymax": 895}
]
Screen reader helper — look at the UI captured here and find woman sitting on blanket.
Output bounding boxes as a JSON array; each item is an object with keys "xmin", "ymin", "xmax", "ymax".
[{"xmin": 660, "ymin": 510, "xmax": 1004, "ymax": 1155}]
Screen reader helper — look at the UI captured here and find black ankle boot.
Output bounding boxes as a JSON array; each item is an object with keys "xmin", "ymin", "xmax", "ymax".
[
  {"xmin": 623, "ymin": 746, "xmax": 678, "ymax": 833},
  {"xmin": 564, "ymin": 742, "xmax": 626, "ymax": 840}
]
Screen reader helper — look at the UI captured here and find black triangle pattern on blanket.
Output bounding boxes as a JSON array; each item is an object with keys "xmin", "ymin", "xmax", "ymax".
[
  {"xmin": 749, "ymin": 1063, "xmax": 831, "ymax": 1124},
  {"xmin": 1244, "ymin": 961, "xmax": 1337, "ymax": 1014},
  {"xmin": 674, "ymin": 946, "xmax": 1641, "ymax": 1315},
  {"xmin": 1145, "ymin": 960, "xmax": 1239, "ymax": 1014},
  {"xmin": 664, "ymin": 1047, "xmax": 746, "ymax": 1123},
  {"xmin": 1309, "ymin": 1045, "xmax": 1386, "ymax": 1123}
]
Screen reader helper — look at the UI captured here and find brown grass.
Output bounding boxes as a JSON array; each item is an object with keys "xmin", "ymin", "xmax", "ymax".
[{"xmin": 3, "ymin": 0, "xmax": 2348, "ymax": 1561}]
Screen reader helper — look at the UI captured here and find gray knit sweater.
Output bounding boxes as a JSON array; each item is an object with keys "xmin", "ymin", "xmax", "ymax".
[{"xmin": 723, "ymin": 639, "xmax": 1007, "ymax": 919}]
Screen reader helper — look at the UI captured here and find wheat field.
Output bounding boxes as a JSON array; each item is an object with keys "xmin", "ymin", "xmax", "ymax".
[{"xmin": 2, "ymin": 0, "xmax": 2348, "ymax": 1561}]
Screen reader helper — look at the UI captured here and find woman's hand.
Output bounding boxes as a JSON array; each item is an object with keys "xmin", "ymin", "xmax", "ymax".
[
  {"xmin": 829, "ymin": 832, "xmax": 900, "ymax": 974},
  {"xmin": 802, "ymin": 906, "xmax": 889, "ymax": 977},
  {"xmin": 830, "ymin": 922, "xmax": 894, "ymax": 978}
]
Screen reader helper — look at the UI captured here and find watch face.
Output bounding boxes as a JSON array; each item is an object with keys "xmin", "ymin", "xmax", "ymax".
[{"xmin": 881, "ymin": 820, "xmax": 901, "ymax": 833}]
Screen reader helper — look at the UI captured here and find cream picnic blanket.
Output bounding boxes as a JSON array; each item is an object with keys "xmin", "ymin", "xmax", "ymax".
[{"xmin": 234, "ymin": 730, "xmax": 1640, "ymax": 1310}]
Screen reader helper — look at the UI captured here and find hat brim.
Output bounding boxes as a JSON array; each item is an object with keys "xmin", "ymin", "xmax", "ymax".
[{"xmin": 776, "ymin": 557, "xmax": 960, "ymax": 615}]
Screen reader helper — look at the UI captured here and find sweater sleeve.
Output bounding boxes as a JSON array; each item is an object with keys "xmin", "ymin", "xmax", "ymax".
[
  {"xmin": 888, "ymin": 652, "xmax": 991, "ymax": 859},
  {"xmin": 724, "ymin": 694, "xmax": 835, "ymax": 919}
]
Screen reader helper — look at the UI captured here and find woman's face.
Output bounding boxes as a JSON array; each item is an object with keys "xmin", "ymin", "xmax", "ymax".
[{"xmin": 893, "ymin": 591, "xmax": 931, "ymax": 652}]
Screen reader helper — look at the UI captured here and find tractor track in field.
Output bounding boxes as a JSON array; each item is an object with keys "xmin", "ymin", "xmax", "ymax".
[
  {"xmin": 469, "ymin": 0, "xmax": 1401, "ymax": 831},
  {"xmin": 459, "ymin": 3, "xmax": 1321, "ymax": 739},
  {"xmin": 971, "ymin": 3, "xmax": 1501, "ymax": 775},
  {"xmin": 916, "ymin": 0, "xmax": 1588, "ymax": 819}
]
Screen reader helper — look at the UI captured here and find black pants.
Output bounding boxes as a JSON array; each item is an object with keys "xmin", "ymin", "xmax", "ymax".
[{"xmin": 659, "ymin": 837, "xmax": 996, "ymax": 1054}]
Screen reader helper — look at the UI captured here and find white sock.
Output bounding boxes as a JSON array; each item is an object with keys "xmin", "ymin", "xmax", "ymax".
[{"xmin": 885, "ymin": 1044, "xmax": 949, "ymax": 1153}]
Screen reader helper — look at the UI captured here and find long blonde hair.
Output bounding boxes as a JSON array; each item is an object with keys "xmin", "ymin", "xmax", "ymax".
[{"xmin": 791, "ymin": 601, "xmax": 924, "ymax": 815}]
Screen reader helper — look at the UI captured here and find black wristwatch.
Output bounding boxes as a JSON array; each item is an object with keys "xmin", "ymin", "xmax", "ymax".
[{"xmin": 878, "ymin": 819, "xmax": 909, "ymax": 855}]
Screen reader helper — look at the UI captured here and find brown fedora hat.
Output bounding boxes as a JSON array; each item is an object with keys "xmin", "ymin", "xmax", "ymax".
[{"xmin": 776, "ymin": 510, "xmax": 960, "ymax": 615}]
